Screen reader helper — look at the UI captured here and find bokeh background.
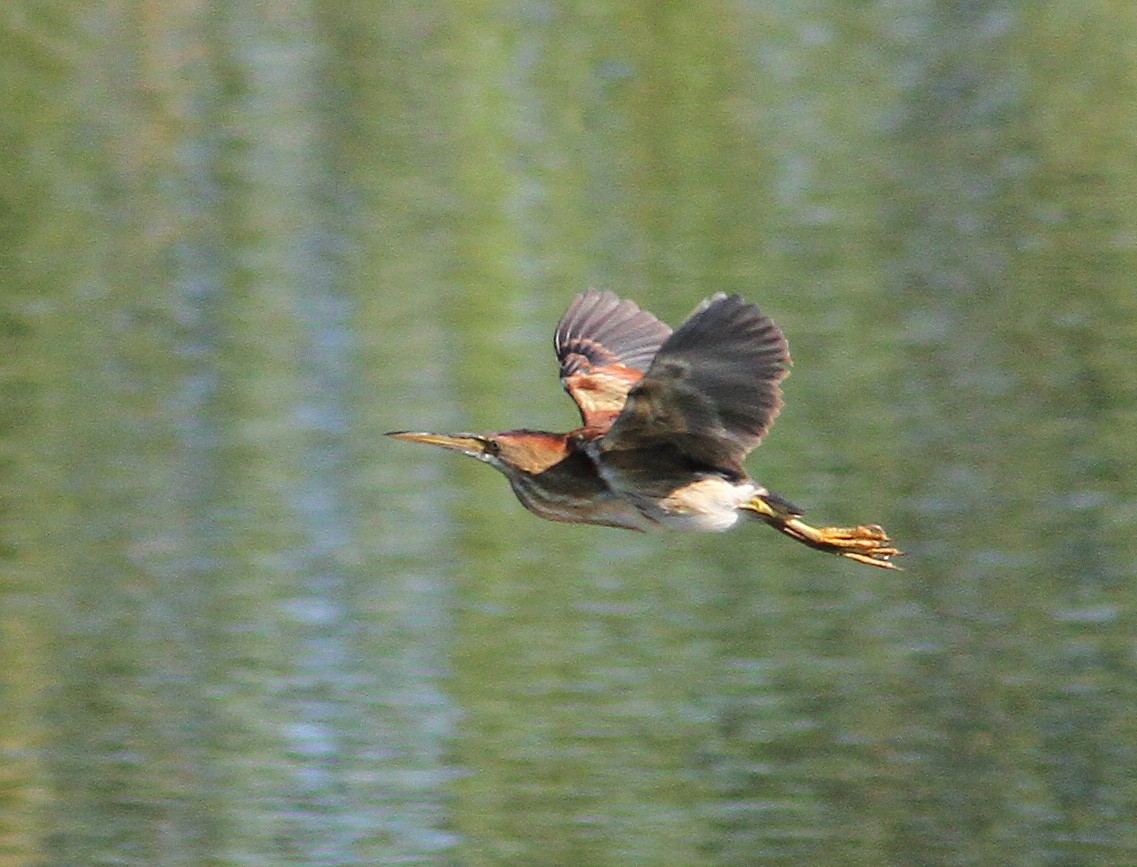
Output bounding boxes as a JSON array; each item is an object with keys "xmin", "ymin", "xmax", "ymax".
[{"xmin": 3, "ymin": 2, "xmax": 1137, "ymax": 864}]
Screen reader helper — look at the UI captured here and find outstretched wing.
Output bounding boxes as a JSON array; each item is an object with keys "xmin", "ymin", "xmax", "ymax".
[
  {"xmin": 597, "ymin": 293, "xmax": 790, "ymax": 476},
  {"xmin": 554, "ymin": 289, "xmax": 673, "ymax": 430}
]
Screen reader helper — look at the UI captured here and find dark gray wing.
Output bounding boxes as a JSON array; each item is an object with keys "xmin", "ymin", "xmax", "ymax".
[{"xmin": 597, "ymin": 293, "xmax": 790, "ymax": 473}]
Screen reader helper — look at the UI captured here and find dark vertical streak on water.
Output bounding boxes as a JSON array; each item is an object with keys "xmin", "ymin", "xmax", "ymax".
[
  {"xmin": 33, "ymin": 6, "xmax": 238, "ymax": 862},
  {"xmin": 158, "ymin": 7, "xmax": 233, "ymax": 857},
  {"xmin": 886, "ymin": 4, "xmax": 1041, "ymax": 862},
  {"xmin": 213, "ymin": 3, "xmax": 360, "ymax": 860},
  {"xmin": 323, "ymin": 5, "xmax": 463, "ymax": 858},
  {"xmin": 888, "ymin": 2, "xmax": 1137, "ymax": 862}
]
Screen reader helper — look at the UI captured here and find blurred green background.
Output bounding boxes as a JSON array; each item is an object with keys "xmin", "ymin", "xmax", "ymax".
[{"xmin": 3, "ymin": 2, "xmax": 1136, "ymax": 864}]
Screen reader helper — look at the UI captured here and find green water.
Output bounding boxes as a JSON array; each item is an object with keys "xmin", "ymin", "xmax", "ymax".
[{"xmin": 3, "ymin": 2, "xmax": 1136, "ymax": 864}]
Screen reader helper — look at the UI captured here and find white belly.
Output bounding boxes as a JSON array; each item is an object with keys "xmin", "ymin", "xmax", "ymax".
[{"xmin": 639, "ymin": 477, "xmax": 761, "ymax": 533}]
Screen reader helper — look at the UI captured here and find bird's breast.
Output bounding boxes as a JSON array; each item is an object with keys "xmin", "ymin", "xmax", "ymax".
[{"xmin": 505, "ymin": 452, "xmax": 659, "ymax": 532}]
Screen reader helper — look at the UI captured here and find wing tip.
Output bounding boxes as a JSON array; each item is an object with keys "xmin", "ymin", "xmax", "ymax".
[{"xmin": 554, "ymin": 288, "xmax": 672, "ymax": 374}]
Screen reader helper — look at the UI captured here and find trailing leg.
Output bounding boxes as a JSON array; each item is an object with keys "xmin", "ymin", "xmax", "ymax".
[{"xmin": 741, "ymin": 493, "xmax": 902, "ymax": 570}]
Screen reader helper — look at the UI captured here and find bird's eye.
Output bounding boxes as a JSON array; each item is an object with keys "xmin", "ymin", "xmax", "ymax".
[{"xmin": 483, "ymin": 439, "xmax": 500, "ymax": 456}]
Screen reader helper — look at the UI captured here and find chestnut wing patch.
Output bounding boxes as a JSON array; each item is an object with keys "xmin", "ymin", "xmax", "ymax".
[{"xmin": 554, "ymin": 289, "xmax": 673, "ymax": 430}]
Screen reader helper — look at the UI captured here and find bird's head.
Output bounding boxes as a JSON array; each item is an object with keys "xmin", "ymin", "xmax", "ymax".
[{"xmin": 387, "ymin": 429, "xmax": 569, "ymax": 476}]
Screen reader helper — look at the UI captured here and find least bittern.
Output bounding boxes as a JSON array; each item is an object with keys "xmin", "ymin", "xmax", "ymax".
[{"xmin": 390, "ymin": 291, "xmax": 901, "ymax": 568}]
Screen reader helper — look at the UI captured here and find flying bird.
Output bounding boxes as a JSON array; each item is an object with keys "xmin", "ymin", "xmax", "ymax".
[{"xmin": 390, "ymin": 290, "xmax": 900, "ymax": 568}]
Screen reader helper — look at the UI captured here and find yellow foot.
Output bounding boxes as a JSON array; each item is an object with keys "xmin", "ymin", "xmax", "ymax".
[
  {"xmin": 787, "ymin": 520, "xmax": 902, "ymax": 569},
  {"xmin": 742, "ymin": 496, "xmax": 903, "ymax": 570}
]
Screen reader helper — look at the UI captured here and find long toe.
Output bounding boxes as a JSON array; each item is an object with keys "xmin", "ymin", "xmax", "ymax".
[
  {"xmin": 781, "ymin": 518, "xmax": 902, "ymax": 569},
  {"xmin": 814, "ymin": 524, "xmax": 902, "ymax": 569}
]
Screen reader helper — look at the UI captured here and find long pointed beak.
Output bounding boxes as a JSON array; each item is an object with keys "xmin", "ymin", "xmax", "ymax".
[{"xmin": 386, "ymin": 430, "xmax": 493, "ymax": 459}]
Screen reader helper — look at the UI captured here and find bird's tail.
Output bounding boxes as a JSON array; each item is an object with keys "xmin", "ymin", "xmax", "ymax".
[{"xmin": 741, "ymin": 492, "xmax": 902, "ymax": 570}]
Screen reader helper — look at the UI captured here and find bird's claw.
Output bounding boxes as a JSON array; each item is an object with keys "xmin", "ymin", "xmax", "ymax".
[
  {"xmin": 743, "ymin": 495, "xmax": 903, "ymax": 570},
  {"xmin": 812, "ymin": 524, "xmax": 902, "ymax": 569},
  {"xmin": 800, "ymin": 521, "xmax": 903, "ymax": 570}
]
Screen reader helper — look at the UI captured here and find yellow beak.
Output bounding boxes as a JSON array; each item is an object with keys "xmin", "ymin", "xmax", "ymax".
[{"xmin": 386, "ymin": 431, "xmax": 492, "ymax": 457}]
